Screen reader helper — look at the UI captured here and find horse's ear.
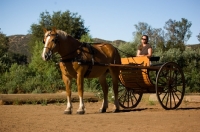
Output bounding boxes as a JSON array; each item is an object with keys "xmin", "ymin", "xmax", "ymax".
[
  {"xmin": 52, "ymin": 27, "xmax": 57, "ymax": 33},
  {"xmin": 43, "ymin": 28, "xmax": 47, "ymax": 33}
]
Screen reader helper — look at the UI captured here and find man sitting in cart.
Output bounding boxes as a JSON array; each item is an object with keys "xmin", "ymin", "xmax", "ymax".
[{"xmin": 136, "ymin": 35, "xmax": 152, "ymax": 58}]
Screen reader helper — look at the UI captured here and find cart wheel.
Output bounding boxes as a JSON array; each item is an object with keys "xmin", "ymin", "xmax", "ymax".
[
  {"xmin": 118, "ymin": 87, "xmax": 143, "ymax": 109},
  {"xmin": 156, "ymin": 62, "xmax": 185, "ymax": 110}
]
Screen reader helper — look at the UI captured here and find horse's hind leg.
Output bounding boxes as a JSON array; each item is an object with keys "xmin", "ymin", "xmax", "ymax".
[
  {"xmin": 109, "ymin": 67, "xmax": 120, "ymax": 113},
  {"xmin": 98, "ymin": 73, "xmax": 109, "ymax": 113},
  {"xmin": 62, "ymin": 74, "xmax": 73, "ymax": 114}
]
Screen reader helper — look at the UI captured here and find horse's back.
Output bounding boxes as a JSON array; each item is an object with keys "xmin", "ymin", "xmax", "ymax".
[
  {"xmin": 92, "ymin": 43, "xmax": 121, "ymax": 64},
  {"xmin": 59, "ymin": 42, "xmax": 121, "ymax": 78}
]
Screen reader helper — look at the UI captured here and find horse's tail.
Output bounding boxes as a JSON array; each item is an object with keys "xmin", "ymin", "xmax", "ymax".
[{"xmin": 113, "ymin": 47, "xmax": 121, "ymax": 65}]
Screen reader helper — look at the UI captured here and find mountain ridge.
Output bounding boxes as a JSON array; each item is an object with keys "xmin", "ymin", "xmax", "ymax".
[{"xmin": 7, "ymin": 34, "xmax": 200, "ymax": 57}]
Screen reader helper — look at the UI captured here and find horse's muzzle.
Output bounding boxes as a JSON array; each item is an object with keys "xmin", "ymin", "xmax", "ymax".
[{"xmin": 42, "ymin": 51, "xmax": 52, "ymax": 61}]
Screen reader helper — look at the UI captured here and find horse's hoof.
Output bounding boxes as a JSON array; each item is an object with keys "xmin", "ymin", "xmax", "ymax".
[
  {"xmin": 64, "ymin": 110, "xmax": 72, "ymax": 114},
  {"xmin": 76, "ymin": 110, "xmax": 85, "ymax": 115},
  {"xmin": 112, "ymin": 109, "xmax": 120, "ymax": 113},
  {"xmin": 99, "ymin": 108, "xmax": 106, "ymax": 113}
]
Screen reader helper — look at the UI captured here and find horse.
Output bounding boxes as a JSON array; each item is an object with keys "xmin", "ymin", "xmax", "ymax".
[{"xmin": 42, "ymin": 28, "xmax": 121, "ymax": 114}]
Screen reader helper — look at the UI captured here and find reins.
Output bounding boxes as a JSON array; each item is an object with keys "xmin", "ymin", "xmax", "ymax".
[
  {"xmin": 44, "ymin": 31, "xmax": 136, "ymax": 65},
  {"xmin": 59, "ymin": 42, "xmax": 94, "ymax": 62}
]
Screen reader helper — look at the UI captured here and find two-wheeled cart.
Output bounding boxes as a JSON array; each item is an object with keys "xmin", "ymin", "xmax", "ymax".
[{"xmin": 116, "ymin": 56, "xmax": 185, "ymax": 110}]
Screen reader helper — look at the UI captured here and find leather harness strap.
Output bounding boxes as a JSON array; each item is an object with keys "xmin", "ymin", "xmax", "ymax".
[{"xmin": 59, "ymin": 43, "xmax": 96, "ymax": 77}]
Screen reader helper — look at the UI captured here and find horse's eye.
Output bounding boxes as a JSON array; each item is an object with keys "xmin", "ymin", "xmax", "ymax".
[{"xmin": 43, "ymin": 40, "xmax": 45, "ymax": 44}]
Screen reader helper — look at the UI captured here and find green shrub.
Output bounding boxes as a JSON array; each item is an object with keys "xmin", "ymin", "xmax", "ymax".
[
  {"xmin": 154, "ymin": 48, "xmax": 200, "ymax": 92},
  {"xmin": 0, "ymin": 64, "xmax": 30, "ymax": 93}
]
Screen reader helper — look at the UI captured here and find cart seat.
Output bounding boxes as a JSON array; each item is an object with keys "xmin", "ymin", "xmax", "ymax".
[{"xmin": 119, "ymin": 56, "xmax": 155, "ymax": 92}]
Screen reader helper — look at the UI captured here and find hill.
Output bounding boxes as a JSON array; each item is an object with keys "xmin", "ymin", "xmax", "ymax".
[
  {"xmin": 7, "ymin": 34, "xmax": 200, "ymax": 57},
  {"xmin": 8, "ymin": 34, "xmax": 31, "ymax": 57},
  {"xmin": 7, "ymin": 35, "xmax": 127, "ymax": 57},
  {"xmin": 93, "ymin": 38, "xmax": 126, "ymax": 47},
  {"xmin": 186, "ymin": 44, "xmax": 200, "ymax": 49}
]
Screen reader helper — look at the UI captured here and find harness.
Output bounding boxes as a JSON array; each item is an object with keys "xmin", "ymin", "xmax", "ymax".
[
  {"xmin": 43, "ymin": 31, "xmax": 114, "ymax": 77},
  {"xmin": 60, "ymin": 42, "xmax": 97, "ymax": 77}
]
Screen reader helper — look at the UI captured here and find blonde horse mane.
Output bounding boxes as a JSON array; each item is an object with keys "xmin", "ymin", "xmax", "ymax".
[{"xmin": 56, "ymin": 30, "xmax": 68, "ymax": 39}]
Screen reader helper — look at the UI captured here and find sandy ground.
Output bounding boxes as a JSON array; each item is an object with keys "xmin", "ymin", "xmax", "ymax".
[{"xmin": 0, "ymin": 95, "xmax": 200, "ymax": 132}]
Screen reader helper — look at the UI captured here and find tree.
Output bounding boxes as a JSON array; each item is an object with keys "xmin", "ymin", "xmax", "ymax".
[
  {"xmin": 8, "ymin": 52, "xmax": 27, "ymax": 65},
  {"xmin": 0, "ymin": 29, "xmax": 9, "ymax": 56},
  {"xmin": 197, "ymin": 32, "xmax": 200, "ymax": 43},
  {"xmin": 0, "ymin": 30, "xmax": 10, "ymax": 73},
  {"xmin": 28, "ymin": 41, "xmax": 64, "ymax": 93},
  {"xmin": 118, "ymin": 42, "xmax": 137, "ymax": 57},
  {"xmin": 29, "ymin": 10, "xmax": 89, "ymax": 51},
  {"xmin": 80, "ymin": 33, "xmax": 93, "ymax": 43},
  {"xmin": 164, "ymin": 18, "xmax": 192, "ymax": 50},
  {"xmin": 132, "ymin": 22, "xmax": 165, "ymax": 51}
]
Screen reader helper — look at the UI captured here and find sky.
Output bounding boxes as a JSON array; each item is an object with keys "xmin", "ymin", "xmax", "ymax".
[{"xmin": 1, "ymin": 0, "xmax": 200, "ymax": 44}]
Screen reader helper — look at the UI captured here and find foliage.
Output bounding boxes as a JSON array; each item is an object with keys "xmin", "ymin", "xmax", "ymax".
[
  {"xmin": 0, "ymin": 30, "xmax": 28, "ymax": 74},
  {"xmin": 118, "ymin": 42, "xmax": 137, "ymax": 57},
  {"xmin": 164, "ymin": 18, "xmax": 192, "ymax": 51},
  {"xmin": 0, "ymin": 64, "xmax": 31, "ymax": 94},
  {"xmin": 0, "ymin": 41, "xmax": 64, "ymax": 94},
  {"xmin": 1, "ymin": 16, "xmax": 200, "ymax": 94},
  {"xmin": 28, "ymin": 41, "xmax": 64, "ymax": 93},
  {"xmin": 0, "ymin": 30, "xmax": 10, "ymax": 73},
  {"xmin": 29, "ymin": 10, "xmax": 89, "ymax": 53},
  {"xmin": 197, "ymin": 32, "xmax": 200, "ymax": 42},
  {"xmin": 133, "ymin": 18, "xmax": 192, "ymax": 52},
  {"xmin": 154, "ymin": 48, "xmax": 200, "ymax": 92},
  {"xmin": 80, "ymin": 33, "xmax": 93, "ymax": 43},
  {"xmin": 133, "ymin": 22, "xmax": 165, "ymax": 52}
]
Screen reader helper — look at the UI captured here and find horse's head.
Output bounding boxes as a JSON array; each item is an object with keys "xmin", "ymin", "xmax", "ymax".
[{"xmin": 42, "ymin": 28, "xmax": 59, "ymax": 61}]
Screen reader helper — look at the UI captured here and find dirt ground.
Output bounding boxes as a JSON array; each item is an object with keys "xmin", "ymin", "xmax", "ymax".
[{"xmin": 0, "ymin": 94, "xmax": 200, "ymax": 132}]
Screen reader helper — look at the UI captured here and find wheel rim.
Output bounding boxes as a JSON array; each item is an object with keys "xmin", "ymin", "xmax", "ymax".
[
  {"xmin": 118, "ymin": 87, "xmax": 143, "ymax": 109},
  {"xmin": 156, "ymin": 62, "xmax": 185, "ymax": 110}
]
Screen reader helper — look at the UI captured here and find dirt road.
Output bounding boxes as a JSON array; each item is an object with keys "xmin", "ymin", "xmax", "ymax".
[{"xmin": 1, "ymin": 99, "xmax": 200, "ymax": 132}]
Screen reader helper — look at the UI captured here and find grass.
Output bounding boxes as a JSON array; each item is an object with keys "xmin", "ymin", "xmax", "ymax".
[
  {"xmin": 40, "ymin": 99, "xmax": 48, "ymax": 106},
  {"xmin": 148, "ymin": 100, "xmax": 156, "ymax": 105}
]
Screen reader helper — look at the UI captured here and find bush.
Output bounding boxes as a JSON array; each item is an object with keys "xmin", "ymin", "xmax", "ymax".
[
  {"xmin": 154, "ymin": 48, "xmax": 200, "ymax": 92},
  {"xmin": 0, "ymin": 64, "xmax": 30, "ymax": 93},
  {"xmin": 0, "ymin": 41, "xmax": 65, "ymax": 94}
]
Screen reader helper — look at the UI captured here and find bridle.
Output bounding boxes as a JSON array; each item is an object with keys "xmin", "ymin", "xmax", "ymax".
[
  {"xmin": 43, "ymin": 31, "xmax": 95, "ymax": 62},
  {"xmin": 43, "ymin": 31, "xmax": 59, "ymax": 49},
  {"xmin": 43, "ymin": 31, "xmax": 59, "ymax": 60}
]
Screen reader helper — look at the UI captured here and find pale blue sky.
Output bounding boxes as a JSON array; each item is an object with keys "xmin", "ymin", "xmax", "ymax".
[{"xmin": 1, "ymin": 0, "xmax": 200, "ymax": 44}]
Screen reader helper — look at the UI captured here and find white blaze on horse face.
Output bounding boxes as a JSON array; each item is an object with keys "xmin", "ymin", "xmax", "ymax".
[{"xmin": 42, "ymin": 35, "xmax": 50, "ymax": 61}]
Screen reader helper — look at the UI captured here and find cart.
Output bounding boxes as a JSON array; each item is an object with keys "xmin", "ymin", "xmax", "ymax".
[{"xmin": 116, "ymin": 56, "xmax": 185, "ymax": 110}]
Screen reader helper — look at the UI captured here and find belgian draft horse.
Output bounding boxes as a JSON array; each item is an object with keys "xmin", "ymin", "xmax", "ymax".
[{"xmin": 42, "ymin": 28, "xmax": 121, "ymax": 114}]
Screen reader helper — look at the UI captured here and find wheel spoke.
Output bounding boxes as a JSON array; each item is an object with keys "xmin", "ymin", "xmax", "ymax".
[
  {"xmin": 127, "ymin": 91, "xmax": 130, "ymax": 107},
  {"xmin": 130, "ymin": 91, "xmax": 135, "ymax": 106},
  {"xmin": 171, "ymin": 91, "xmax": 177, "ymax": 106},
  {"xmin": 165, "ymin": 92, "xmax": 169, "ymax": 107},
  {"xmin": 161, "ymin": 91, "xmax": 168, "ymax": 102},
  {"xmin": 156, "ymin": 62, "xmax": 185, "ymax": 110},
  {"xmin": 118, "ymin": 88, "xmax": 143, "ymax": 109}
]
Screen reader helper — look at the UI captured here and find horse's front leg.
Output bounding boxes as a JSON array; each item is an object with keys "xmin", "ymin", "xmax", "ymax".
[
  {"xmin": 62, "ymin": 74, "xmax": 73, "ymax": 114},
  {"xmin": 76, "ymin": 74, "xmax": 85, "ymax": 114},
  {"xmin": 112, "ymin": 78, "xmax": 120, "ymax": 113}
]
